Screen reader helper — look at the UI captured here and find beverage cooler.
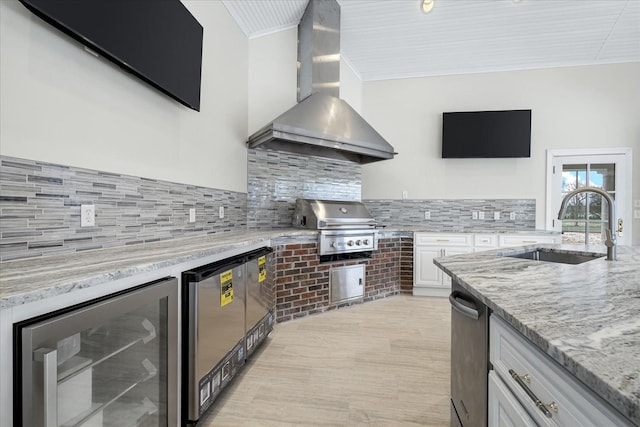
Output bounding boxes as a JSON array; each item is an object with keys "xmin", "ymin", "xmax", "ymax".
[
  {"xmin": 182, "ymin": 247, "xmax": 274, "ymax": 425},
  {"xmin": 15, "ymin": 277, "xmax": 178, "ymax": 427}
]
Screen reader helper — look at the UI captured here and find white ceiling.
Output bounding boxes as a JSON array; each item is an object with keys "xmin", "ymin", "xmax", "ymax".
[{"xmin": 222, "ymin": 0, "xmax": 640, "ymax": 81}]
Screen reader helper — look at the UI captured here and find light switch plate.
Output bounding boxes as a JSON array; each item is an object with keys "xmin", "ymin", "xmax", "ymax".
[{"xmin": 424, "ymin": 211, "xmax": 431, "ymax": 220}]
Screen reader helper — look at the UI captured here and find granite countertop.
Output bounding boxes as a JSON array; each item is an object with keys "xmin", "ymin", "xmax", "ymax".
[
  {"xmin": 387, "ymin": 227, "xmax": 559, "ymax": 235},
  {"xmin": 434, "ymin": 244, "xmax": 640, "ymax": 424},
  {"xmin": 0, "ymin": 227, "xmax": 553, "ymax": 310},
  {"xmin": 0, "ymin": 229, "xmax": 316, "ymax": 310}
]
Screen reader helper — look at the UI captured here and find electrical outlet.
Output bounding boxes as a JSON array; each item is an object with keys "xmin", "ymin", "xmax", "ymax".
[
  {"xmin": 219, "ymin": 206, "xmax": 224, "ymax": 219},
  {"xmin": 634, "ymin": 210, "xmax": 640, "ymax": 219},
  {"xmin": 509, "ymin": 212, "xmax": 516, "ymax": 220},
  {"xmin": 402, "ymin": 191, "xmax": 408, "ymax": 199},
  {"xmin": 424, "ymin": 211, "xmax": 431, "ymax": 220},
  {"xmin": 494, "ymin": 211, "xmax": 501, "ymax": 220},
  {"xmin": 189, "ymin": 208, "xmax": 196, "ymax": 223},
  {"xmin": 472, "ymin": 211, "xmax": 478, "ymax": 220},
  {"xmin": 478, "ymin": 211, "xmax": 485, "ymax": 220},
  {"xmin": 80, "ymin": 204, "xmax": 95, "ymax": 227},
  {"xmin": 635, "ymin": 200, "xmax": 640, "ymax": 208}
]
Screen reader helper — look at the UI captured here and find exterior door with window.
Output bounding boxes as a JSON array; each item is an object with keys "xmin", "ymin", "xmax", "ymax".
[{"xmin": 548, "ymin": 151, "xmax": 630, "ymax": 246}]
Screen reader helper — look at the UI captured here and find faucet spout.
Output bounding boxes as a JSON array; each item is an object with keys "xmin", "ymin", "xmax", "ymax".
[{"xmin": 557, "ymin": 187, "xmax": 616, "ymax": 260}]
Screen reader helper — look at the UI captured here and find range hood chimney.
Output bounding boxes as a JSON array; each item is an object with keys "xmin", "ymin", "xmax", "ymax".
[{"xmin": 246, "ymin": 0, "xmax": 397, "ymax": 164}]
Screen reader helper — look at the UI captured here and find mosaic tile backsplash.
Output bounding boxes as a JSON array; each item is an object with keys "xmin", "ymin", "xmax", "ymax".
[
  {"xmin": 363, "ymin": 199, "xmax": 536, "ymax": 229},
  {"xmin": 1, "ymin": 150, "xmax": 536, "ymax": 262},
  {"xmin": 247, "ymin": 149, "xmax": 361, "ymax": 229},
  {"xmin": 0, "ymin": 156, "xmax": 247, "ymax": 261}
]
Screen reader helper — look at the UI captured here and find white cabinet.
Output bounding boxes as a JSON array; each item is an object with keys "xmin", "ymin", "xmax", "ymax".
[
  {"xmin": 489, "ymin": 315, "xmax": 633, "ymax": 427},
  {"xmin": 498, "ymin": 233, "xmax": 561, "ymax": 247},
  {"xmin": 413, "ymin": 231, "xmax": 561, "ymax": 297},
  {"xmin": 474, "ymin": 234, "xmax": 499, "ymax": 250},
  {"xmin": 413, "ymin": 233, "xmax": 473, "ymax": 297}
]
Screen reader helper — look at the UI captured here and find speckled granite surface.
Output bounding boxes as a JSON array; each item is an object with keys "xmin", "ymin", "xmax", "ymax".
[
  {"xmin": 434, "ymin": 244, "xmax": 640, "ymax": 424},
  {"xmin": 0, "ymin": 229, "xmax": 316, "ymax": 309}
]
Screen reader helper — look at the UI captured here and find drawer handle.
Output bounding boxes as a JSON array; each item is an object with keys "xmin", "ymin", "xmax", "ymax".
[
  {"xmin": 522, "ymin": 240, "xmax": 537, "ymax": 244},
  {"xmin": 509, "ymin": 369, "xmax": 553, "ymax": 418},
  {"xmin": 436, "ymin": 239, "xmax": 450, "ymax": 242}
]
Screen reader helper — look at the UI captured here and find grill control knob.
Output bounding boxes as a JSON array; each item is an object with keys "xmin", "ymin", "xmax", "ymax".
[
  {"xmin": 356, "ymin": 240, "xmax": 362, "ymax": 246},
  {"xmin": 347, "ymin": 240, "xmax": 354, "ymax": 246},
  {"xmin": 363, "ymin": 239, "xmax": 370, "ymax": 245},
  {"xmin": 331, "ymin": 242, "xmax": 338, "ymax": 248}
]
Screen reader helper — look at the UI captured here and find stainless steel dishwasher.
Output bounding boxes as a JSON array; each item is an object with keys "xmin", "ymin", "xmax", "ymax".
[{"xmin": 449, "ymin": 280, "xmax": 489, "ymax": 427}]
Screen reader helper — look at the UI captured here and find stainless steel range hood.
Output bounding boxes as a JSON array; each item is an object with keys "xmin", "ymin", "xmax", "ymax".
[{"xmin": 246, "ymin": 0, "xmax": 397, "ymax": 164}]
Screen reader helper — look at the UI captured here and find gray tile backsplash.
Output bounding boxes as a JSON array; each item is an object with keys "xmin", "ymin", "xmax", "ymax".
[
  {"xmin": 0, "ymin": 156, "xmax": 246, "ymax": 261},
  {"xmin": 363, "ymin": 199, "xmax": 536, "ymax": 229},
  {"xmin": 247, "ymin": 149, "xmax": 361, "ymax": 228},
  {"xmin": 1, "ymin": 151, "xmax": 536, "ymax": 261}
]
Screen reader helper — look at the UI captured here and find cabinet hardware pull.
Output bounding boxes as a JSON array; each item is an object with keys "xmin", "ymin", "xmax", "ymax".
[
  {"xmin": 34, "ymin": 348, "xmax": 58, "ymax": 427},
  {"xmin": 509, "ymin": 369, "xmax": 553, "ymax": 418},
  {"xmin": 522, "ymin": 240, "xmax": 537, "ymax": 243},
  {"xmin": 436, "ymin": 239, "xmax": 450, "ymax": 242}
]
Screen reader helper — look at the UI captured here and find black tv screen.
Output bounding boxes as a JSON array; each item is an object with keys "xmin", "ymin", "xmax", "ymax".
[
  {"xmin": 19, "ymin": 0, "xmax": 203, "ymax": 111},
  {"xmin": 442, "ymin": 110, "xmax": 531, "ymax": 158}
]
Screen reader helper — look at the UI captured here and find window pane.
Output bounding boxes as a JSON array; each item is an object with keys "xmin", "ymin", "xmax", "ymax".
[
  {"xmin": 560, "ymin": 192, "xmax": 587, "ymax": 220},
  {"xmin": 561, "ymin": 221, "xmax": 604, "ymax": 245},
  {"xmin": 562, "ymin": 164, "xmax": 587, "ymax": 192},
  {"xmin": 590, "ymin": 163, "xmax": 615, "ymax": 191},
  {"xmin": 587, "ymin": 194, "xmax": 611, "ymax": 220}
]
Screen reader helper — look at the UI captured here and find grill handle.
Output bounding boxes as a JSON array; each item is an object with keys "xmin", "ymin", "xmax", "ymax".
[{"xmin": 320, "ymin": 221, "xmax": 377, "ymax": 227}]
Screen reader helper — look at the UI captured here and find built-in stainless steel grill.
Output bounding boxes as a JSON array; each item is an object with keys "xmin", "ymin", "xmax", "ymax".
[{"xmin": 293, "ymin": 199, "xmax": 378, "ymax": 257}]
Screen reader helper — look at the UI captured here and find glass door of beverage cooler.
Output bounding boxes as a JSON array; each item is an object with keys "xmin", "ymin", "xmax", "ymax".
[{"xmin": 17, "ymin": 277, "xmax": 178, "ymax": 427}]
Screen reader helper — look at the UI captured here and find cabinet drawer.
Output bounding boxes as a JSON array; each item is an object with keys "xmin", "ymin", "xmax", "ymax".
[
  {"xmin": 414, "ymin": 233, "xmax": 473, "ymax": 247},
  {"xmin": 490, "ymin": 315, "xmax": 632, "ymax": 427},
  {"xmin": 474, "ymin": 234, "xmax": 498, "ymax": 248},
  {"xmin": 498, "ymin": 234, "xmax": 560, "ymax": 247},
  {"xmin": 489, "ymin": 371, "xmax": 537, "ymax": 427}
]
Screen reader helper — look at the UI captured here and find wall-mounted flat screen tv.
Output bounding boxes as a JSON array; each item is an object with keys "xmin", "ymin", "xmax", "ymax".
[
  {"xmin": 441, "ymin": 110, "xmax": 531, "ymax": 158},
  {"xmin": 19, "ymin": 0, "xmax": 203, "ymax": 111}
]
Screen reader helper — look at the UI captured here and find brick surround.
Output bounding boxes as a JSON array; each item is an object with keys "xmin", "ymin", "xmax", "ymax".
[{"xmin": 274, "ymin": 237, "xmax": 407, "ymax": 322}]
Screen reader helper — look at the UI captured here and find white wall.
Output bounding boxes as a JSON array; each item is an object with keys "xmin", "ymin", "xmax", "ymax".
[
  {"xmin": 248, "ymin": 28, "xmax": 298, "ymax": 135},
  {"xmin": 360, "ymin": 63, "xmax": 640, "ymax": 242},
  {"xmin": 0, "ymin": 0, "xmax": 249, "ymax": 193}
]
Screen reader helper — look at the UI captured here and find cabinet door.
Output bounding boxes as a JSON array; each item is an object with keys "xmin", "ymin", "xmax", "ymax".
[
  {"xmin": 441, "ymin": 247, "xmax": 474, "ymax": 287},
  {"xmin": 414, "ymin": 246, "xmax": 442, "ymax": 287},
  {"xmin": 488, "ymin": 371, "xmax": 537, "ymax": 427}
]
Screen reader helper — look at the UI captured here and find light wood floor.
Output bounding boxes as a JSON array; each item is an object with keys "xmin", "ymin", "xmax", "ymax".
[{"xmin": 198, "ymin": 295, "xmax": 451, "ymax": 427}]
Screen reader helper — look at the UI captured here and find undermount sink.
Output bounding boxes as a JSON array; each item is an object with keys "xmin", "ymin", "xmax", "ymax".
[{"xmin": 503, "ymin": 248, "xmax": 605, "ymax": 265}]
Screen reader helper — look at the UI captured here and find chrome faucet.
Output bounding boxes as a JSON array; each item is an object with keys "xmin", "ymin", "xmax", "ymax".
[{"xmin": 557, "ymin": 187, "xmax": 616, "ymax": 261}]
